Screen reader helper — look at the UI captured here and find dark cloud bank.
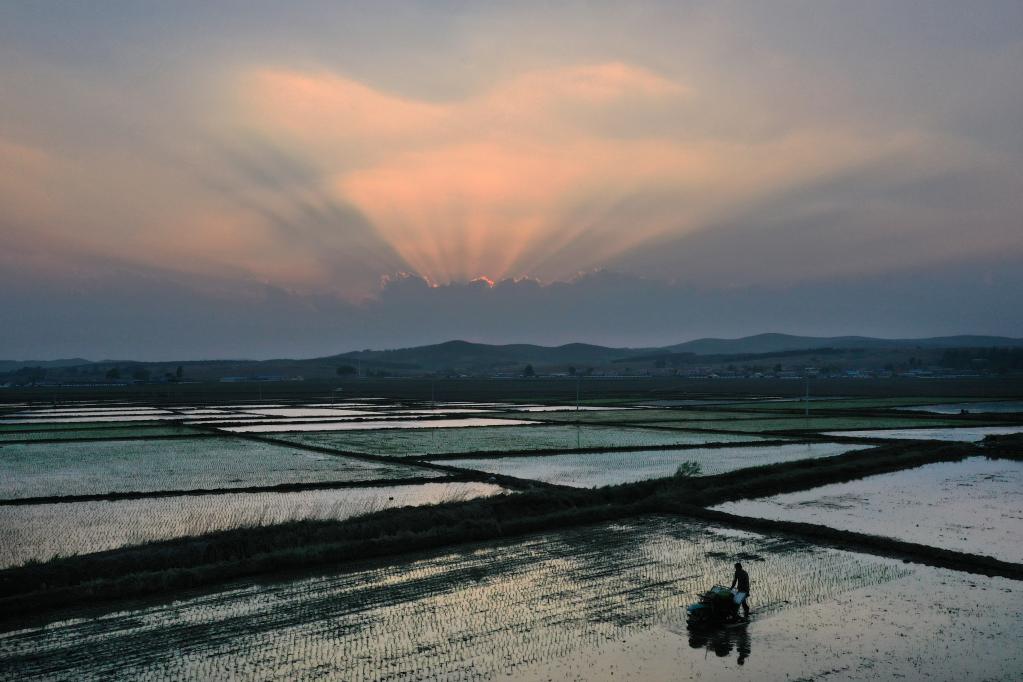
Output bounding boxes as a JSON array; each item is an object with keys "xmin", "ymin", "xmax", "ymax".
[{"xmin": 3, "ymin": 262, "xmax": 1021, "ymax": 361}]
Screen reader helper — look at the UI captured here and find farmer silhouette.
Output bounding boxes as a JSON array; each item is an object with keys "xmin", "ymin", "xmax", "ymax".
[
  {"xmin": 736, "ymin": 628, "xmax": 751, "ymax": 665},
  {"xmin": 730, "ymin": 562, "xmax": 750, "ymax": 619}
]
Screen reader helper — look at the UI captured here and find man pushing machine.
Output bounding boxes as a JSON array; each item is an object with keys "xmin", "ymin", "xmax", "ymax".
[{"xmin": 730, "ymin": 562, "xmax": 751, "ymax": 620}]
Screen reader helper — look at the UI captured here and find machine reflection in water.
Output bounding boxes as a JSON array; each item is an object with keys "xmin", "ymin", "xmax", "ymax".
[{"xmin": 688, "ymin": 626, "xmax": 752, "ymax": 666}]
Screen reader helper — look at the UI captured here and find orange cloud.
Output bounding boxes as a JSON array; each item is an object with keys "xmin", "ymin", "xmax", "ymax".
[
  {"xmin": 244, "ymin": 68, "xmax": 447, "ymax": 142},
  {"xmin": 0, "ymin": 137, "xmax": 61, "ymax": 228},
  {"xmin": 234, "ymin": 62, "xmax": 951, "ymax": 286}
]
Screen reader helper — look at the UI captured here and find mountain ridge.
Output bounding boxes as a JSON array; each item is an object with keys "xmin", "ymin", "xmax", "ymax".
[{"xmin": 4, "ymin": 334, "xmax": 1022, "ymax": 376}]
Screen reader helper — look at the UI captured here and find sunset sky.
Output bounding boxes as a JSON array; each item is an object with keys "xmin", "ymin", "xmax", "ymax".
[{"xmin": 2, "ymin": 2, "xmax": 1022, "ymax": 359}]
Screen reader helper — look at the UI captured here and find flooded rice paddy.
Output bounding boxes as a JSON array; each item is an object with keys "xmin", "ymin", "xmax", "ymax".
[
  {"xmin": 0, "ymin": 420, "xmax": 170, "ymax": 432},
  {"xmin": 1, "ymin": 517, "xmax": 1018, "ymax": 681},
  {"xmin": 274, "ymin": 423, "xmax": 772, "ymax": 456},
  {"xmin": 223, "ymin": 417, "xmax": 537, "ymax": 433},
  {"xmin": 506, "ymin": 405, "xmax": 618, "ymax": 412},
  {"xmin": 0, "ymin": 424, "xmax": 203, "ymax": 442},
  {"xmin": 244, "ymin": 408, "xmax": 380, "ymax": 418},
  {"xmin": 0, "ymin": 437, "xmax": 442, "ymax": 499},
  {"xmin": 722, "ymin": 397, "xmax": 996, "ymax": 411},
  {"xmin": 822, "ymin": 425, "xmax": 1023, "ymax": 441},
  {"xmin": 663, "ymin": 415, "xmax": 972, "ymax": 432},
  {"xmin": 714, "ymin": 456, "xmax": 1023, "ymax": 564},
  {"xmin": 3, "ymin": 407, "xmax": 167, "ymax": 414},
  {"xmin": 1, "ymin": 394, "xmax": 1021, "ymax": 679},
  {"xmin": 0, "ymin": 482, "xmax": 505, "ymax": 568},
  {"xmin": 515, "ymin": 408, "xmax": 770, "ymax": 423},
  {"xmin": 900, "ymin": 400, "xmax": 1023, "ymax": 414},
  {"xmin": 437, "ymin": 442, "xmax": 870, "ymax": 488},
  {"xmin": 2, "ymin": 410, "xmax": 174, "ymax": 420},
  {"xmin": 0, "ymin": 414, "xmax": 184, "ymax": 423}
]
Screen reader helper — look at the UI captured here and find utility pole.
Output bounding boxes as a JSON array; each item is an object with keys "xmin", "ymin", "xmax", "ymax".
[{"xmin": 804, "ymin": 371, "xmax": 810, "ymax": 417}]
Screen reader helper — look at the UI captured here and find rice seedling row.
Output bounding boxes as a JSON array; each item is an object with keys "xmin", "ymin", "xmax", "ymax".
[
  {"xmin": 0, "ymin": 517, "xmax": 921, "ymax": 680},
  {"xmin": 0, "ymin": 482, "xmax": 507, "ymax": 569}
]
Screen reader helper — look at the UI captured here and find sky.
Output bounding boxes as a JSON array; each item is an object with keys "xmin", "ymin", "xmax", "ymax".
[{"xmin": 1, "ymin": 1, "xmax": 1021, "ymax": 359}]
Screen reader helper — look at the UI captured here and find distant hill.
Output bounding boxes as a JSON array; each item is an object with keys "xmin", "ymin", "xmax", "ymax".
[
  {"xmin": 316, "ymin": 335, "xmax": 1023, "ymax": 373},
  {"xmin": 0, "ymin": 358, "xmax": 93, "ymax": 372},
  {"xmin": 331, "ymin": 340, "xmax": 641, "ymax": 371},
  {"xmin": 3, "ymin": 334, "xmax": 1021, "ymax": 380},
  {"xmin": 665, "ymin": 333, "xmax": 1023, "ymax": 355}
]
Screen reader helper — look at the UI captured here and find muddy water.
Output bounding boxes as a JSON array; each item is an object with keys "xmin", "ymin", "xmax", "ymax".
[
  {"xmin": 2, "ymin": 517, "xmax": 1018, "ymax": 681},
  {"xmin": 714, "ymin": 457, "xmax": 1023, "ymax": 564}
]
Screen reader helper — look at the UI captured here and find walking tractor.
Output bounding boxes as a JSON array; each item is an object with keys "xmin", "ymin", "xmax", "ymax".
[{"xmin": 685, "ymin": 586, "xmax": 748, "ymax": 628}]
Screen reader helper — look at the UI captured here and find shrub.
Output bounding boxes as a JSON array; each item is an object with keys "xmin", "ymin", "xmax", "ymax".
[{"xmin": 673, "ymin": 461, "xmax": 702, "ymax": 479}]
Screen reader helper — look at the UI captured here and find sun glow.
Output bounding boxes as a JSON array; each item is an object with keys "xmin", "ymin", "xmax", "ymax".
[{"xmin": 234, "ymin": 62, "xmax": 940, "ymax": 288}]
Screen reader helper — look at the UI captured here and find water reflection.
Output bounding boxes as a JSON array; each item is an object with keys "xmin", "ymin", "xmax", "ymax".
[{"xmin": 688, "ymin": 627, "xmax": 753, "ymax": 666}]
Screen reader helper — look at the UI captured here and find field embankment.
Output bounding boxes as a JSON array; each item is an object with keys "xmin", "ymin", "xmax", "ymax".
[{"xmin": 675, "ymin": 507, "xmax": 1023, "ymax": 580}]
